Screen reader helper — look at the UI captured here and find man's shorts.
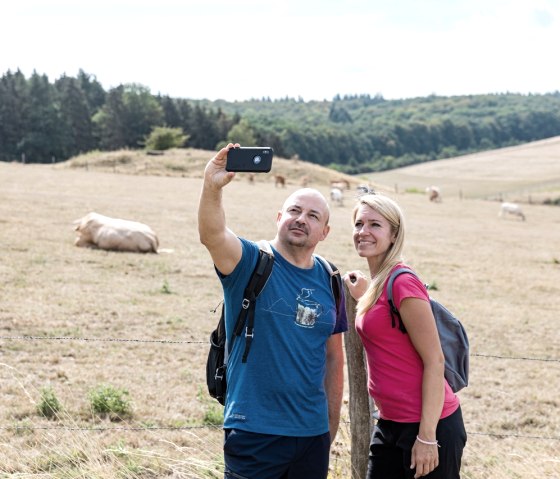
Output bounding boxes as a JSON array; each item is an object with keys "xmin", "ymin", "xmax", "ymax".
[{"xmin": 224, "ymin": 428, "xmax": 331, "ymax": 479}]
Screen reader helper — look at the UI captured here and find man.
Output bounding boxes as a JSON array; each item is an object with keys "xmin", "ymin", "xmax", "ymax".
[{"xmin": 198, "ymin": 143, "xmax": 347, "ymax": 479}]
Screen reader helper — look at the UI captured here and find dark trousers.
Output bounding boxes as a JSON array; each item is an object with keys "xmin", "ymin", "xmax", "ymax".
[
  {"xmin": 223, "ymin": 428, "xmax": 331, "ymax": 479},
  {"xmin": 367, "ymin": 407, "xmax": 467, "ymax": 479}
]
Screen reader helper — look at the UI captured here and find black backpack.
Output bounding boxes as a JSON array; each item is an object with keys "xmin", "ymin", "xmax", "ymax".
[
  {"xmin": 387, "ymin": 267, "xmax": 469, "ymax": 393},
  {"xmin": 206, "ymin": 241, "xmax": 343, "ymax": 405}
]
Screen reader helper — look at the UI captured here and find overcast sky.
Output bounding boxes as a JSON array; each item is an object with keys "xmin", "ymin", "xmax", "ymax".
[{"xmin": 2, "ymin": 0, "xmax": 559, "ymax": 102}]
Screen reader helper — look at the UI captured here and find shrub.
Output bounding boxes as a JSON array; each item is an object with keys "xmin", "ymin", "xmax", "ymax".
[
  {"xmin": 144, "ymin": 127, "xmax": 188, "ymax": 151},
  {"xmin": 89, "ymin": 384, "xmax": 132, "ymax": 419},
  {"xmin": 197, "ymin": 385, "xmax": 224, "ymax": 426},
  {"xmin": 37, "ymin": 386, "xmax": 62, "ymax": 419},
  {"xmin": 160, "ymin": 279, "xmax": 173, "ymax": 294},
  {"xmin": 203, "ymin": 404, "xmax": 224, "ymax": 426}
]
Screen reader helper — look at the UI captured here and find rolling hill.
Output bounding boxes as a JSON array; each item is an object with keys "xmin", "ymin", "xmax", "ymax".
[{"xmin": 364, "ymin": 136, "xmax": 560, "ymax": 203}]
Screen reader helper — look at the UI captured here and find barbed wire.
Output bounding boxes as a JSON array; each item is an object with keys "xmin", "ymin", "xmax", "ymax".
[
  {"xmin": 1, "ymin": 335, "xmax": 559, "ymax": 363},
  {"xmin": 467, "ymin": 431, "xmax": 560, "ymax": 441},
  {"xmin": 0, "ymin": 423, "xmax": 558, "ymax": 442},
  {"xmin": 0, "ymin": 335, "xmax": 204, "ymax": 345},
  {"xmin": 471, "ymin": 352, "xmax": 560, "ymax": 362},
  {"xmin": 0, "ymin": 424, "xmax": 217, "ymax": 432}
]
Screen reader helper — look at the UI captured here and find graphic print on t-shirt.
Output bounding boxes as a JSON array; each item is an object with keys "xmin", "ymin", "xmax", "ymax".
[
  {"xmin": 264, "ymin": 287, "xmax": 326, "ymax": 329},
  {"xmin": 295, "ymin": 288, "xmax": 321, "ymax": 327}
]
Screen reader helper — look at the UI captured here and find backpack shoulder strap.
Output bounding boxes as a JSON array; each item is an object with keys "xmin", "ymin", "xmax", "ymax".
[
  {"xmin": 387, "ymin": 267, "xmax": 417, "ymax": 334},
  {"xmin": 257, "ymin": 239, "xmax": 273, "ymax": 256},
  {"xmin": 313, "ymin": 254, "xmax": 343, "ymax": 316},
  {"xmin": 233, "ymin": 240, "xmax": 274, "ymax": 363}
]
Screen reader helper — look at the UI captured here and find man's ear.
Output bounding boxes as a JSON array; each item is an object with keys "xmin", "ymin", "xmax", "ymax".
[{"xmin": 321, "ymin": 224, "xmax": 331, "ymax": 241}]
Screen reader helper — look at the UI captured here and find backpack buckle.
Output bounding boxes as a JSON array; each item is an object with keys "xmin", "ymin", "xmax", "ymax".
[
  {"xmin": 245, "ymin": 327, "xmax": 254, "ymax": 338},
  {"xmin": 241, "ymin": 298, "xmax": 250, "ymax": 309},
  {"xmin": 214, "ymin": 365, "xmax": 225, "ymax": 381}
]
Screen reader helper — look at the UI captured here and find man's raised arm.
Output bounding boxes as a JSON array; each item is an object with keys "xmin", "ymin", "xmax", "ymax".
[{"xmin": 198, "ymin": 144, "xmax": 242, "ymax": 275}]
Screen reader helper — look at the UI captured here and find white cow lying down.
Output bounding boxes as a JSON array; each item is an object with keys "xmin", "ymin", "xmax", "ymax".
[
  {"xmin": 73, "ymin": 212, "xmax": 159, "ymax": 253},
  {"xmin": 499, "ymin": 202, "xmax": 526, "ymax": 221}
]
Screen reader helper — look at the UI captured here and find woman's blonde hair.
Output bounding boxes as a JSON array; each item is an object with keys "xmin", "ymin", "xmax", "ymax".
[{"xmin": 353, "ymin": 194, "xmax": 406, "ymax": 317}]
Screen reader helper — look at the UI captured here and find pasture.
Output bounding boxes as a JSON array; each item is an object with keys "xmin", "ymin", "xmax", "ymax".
[
  {"xmin": 371, "ymin": 135, "xmax": 560, "ymax": 203},
  {"xmin": 0, "ymin": 143, "xmax": 559, "ymax": 478}
]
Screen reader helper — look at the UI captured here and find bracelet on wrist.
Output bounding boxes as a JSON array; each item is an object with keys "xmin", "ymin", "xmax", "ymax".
[{"xmin": 416, "ymin": 435, "xmax": 441, "ymax": 447}]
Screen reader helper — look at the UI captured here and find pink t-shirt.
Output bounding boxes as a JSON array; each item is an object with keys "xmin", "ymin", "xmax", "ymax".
[{"xmin": 355, "ymin": 265, "xmax": 460, "ymax": 422}]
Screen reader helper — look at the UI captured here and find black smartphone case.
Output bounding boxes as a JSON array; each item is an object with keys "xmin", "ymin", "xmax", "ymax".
[{"xmin": 226, "ymin": 147, "xmax": 274, "ymax": 173}]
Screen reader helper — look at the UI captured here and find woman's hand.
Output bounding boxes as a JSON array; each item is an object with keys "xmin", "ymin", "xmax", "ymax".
[
  {"xmin": 411, "ymin": 437, "xmax": 440, "ymax": 477},
  {"xmin": 342, "ymin": 270, "xmax": 369, "ymax": 301}
]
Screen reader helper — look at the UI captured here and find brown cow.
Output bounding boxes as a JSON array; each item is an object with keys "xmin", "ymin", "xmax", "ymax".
[
  {"xmin": 73, "ymin": 212, "xmax": 159, "ymax": 253},
  {"xmin": 426, "ymin": 186, "xmax": 442, "ymax": 202},
  {"xmin": 275, "ymin": 175, "xmax": 286, "ymax": 188}
]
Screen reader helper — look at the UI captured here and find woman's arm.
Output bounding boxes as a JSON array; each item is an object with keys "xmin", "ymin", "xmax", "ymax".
[{"xmin": 399, "ymin": 297, "xmax": 445, "ymax": 478}]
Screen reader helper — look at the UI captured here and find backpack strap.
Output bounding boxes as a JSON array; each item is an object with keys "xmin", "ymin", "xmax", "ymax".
[
  {"xmin": 232, "ymin": 240, "xmax": 274, "ymax": 363},
  {"xmin": 314, "ymin": 254, "xmax": 343, "ymax": 316},
  {"xmin": 387, "ymin": 267, "xmax": 418, "ymax": 334}
]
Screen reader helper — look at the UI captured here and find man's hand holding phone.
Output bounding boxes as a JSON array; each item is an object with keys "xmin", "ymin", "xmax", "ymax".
[{"xmin": 204, "ymin": 143, "xmax": 240, "ymax": 190}]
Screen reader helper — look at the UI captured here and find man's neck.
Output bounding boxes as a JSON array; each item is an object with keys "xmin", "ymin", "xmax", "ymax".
[{"xmin": 270, "ymin": 238, "xmax": 315, "ymax": 269}]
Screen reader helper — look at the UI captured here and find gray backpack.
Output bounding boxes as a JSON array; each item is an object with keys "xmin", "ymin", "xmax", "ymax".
[{"xmin": 387, "ymin": 267, "xmax": 469, "ymax": 393}]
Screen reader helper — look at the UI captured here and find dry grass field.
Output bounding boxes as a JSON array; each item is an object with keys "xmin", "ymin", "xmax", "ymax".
[{"xmin": 1, "ymin": 140, "xmax": 559, "ymax": 478}]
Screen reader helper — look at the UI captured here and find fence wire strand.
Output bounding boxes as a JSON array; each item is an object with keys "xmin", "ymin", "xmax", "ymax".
[
  {"xmin": 0, "ymin": 423, "xmax": 558, "ymax": 442},
  {"xmin": 0, "ymin": 335, "xmax": 204, "ymax": 344},
  {"xmin": 1, "ymin": 335, "xmax": 558, "ymax": 362}
]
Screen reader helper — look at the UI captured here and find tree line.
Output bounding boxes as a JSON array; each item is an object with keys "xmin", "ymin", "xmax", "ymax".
[
  {"xmin": 2, "ymin": 69, "xmax": 560, "ymax": 173},
  {"xmin": 0, "ymin": 69, "xmax": 239, "ymax": 164}
]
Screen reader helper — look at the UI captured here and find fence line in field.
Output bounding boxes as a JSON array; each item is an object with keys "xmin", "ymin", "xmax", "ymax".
[
  {"xmin": 0, "ymin": 334, "xmax": 559, "ymax": 363},
  {"xmin": 1, "ymin": 334, "xmax": 559, "ymax": 444},
  {"xmin": 0, "ymin": 335, "xmax": 203, "ymax": 344},
  {"xmin": 0, "ymin": 423, "xmax": 559, "ymax": 443}
]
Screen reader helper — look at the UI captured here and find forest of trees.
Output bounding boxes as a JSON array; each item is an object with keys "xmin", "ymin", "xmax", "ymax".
[{"xmin": 1, "ymin": 69, "xmax": 560, "ymax": 174}]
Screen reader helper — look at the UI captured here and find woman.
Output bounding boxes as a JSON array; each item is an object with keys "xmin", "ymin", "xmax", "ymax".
[{"xmin": 343, "ymin": 194, "xmax": 466, "ymax": 479}]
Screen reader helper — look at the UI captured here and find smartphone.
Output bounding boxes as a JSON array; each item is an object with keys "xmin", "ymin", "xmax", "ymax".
[{"xmin": 226, "ymin": 147, "xmax": 274, "ymax": 173}]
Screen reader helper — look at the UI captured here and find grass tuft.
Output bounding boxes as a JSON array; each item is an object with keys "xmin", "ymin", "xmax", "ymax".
[
  {"xmin": 37, "ymin": 386, "xmax": 63, "ymax": 419},
  {"xmin": 89, "ymin": 384, "xmax": 132, "ymax": 420}
]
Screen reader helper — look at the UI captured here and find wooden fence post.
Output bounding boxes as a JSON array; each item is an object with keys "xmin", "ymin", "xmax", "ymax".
[{"xmin": 343, "ymin": 283, "xmax": 373, "ymax": 478}]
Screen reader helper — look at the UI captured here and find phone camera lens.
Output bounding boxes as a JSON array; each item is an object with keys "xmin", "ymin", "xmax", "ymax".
[{"xmin": 253, "ymin": 155, "xmax": 262, "ymax": 165}]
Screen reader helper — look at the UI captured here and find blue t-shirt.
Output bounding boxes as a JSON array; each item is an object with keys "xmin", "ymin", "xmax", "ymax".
[{"xmin": 218, "ymin": 238, "xmax": 347, "ymax": 436}]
